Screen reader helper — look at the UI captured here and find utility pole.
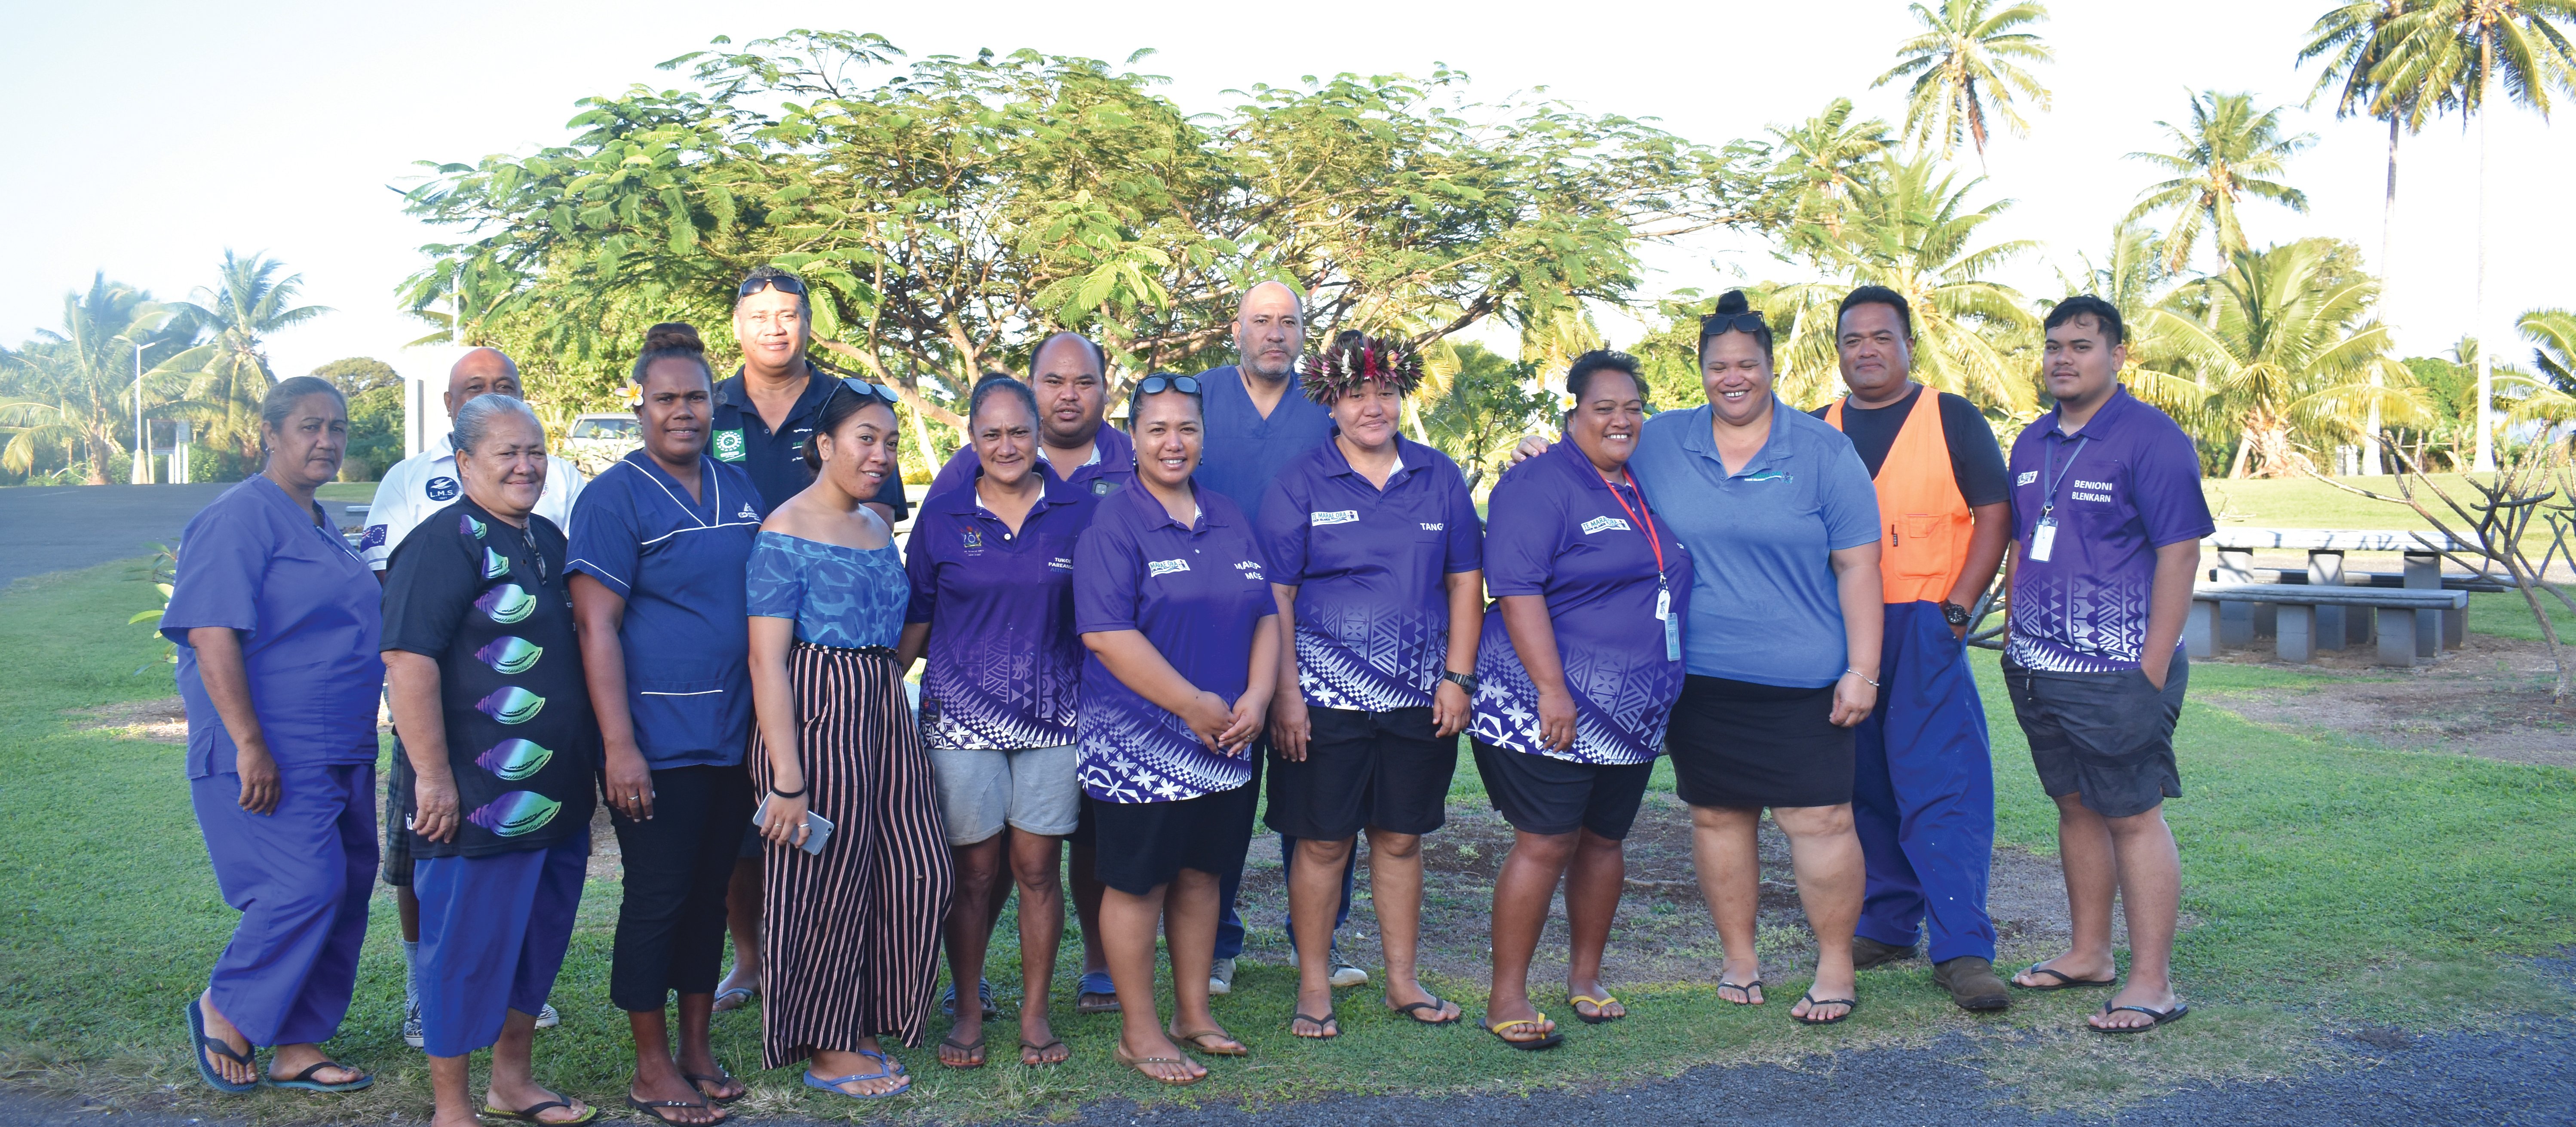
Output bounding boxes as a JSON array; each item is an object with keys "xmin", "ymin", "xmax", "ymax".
[{"xmin": 124, "ymin": 338, "xmax": 156, "ymax": 485}]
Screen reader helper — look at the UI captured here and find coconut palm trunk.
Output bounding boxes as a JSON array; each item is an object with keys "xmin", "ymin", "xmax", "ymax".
[
  {"xmin": 2473, "ymin": 26, "xmax": 2497, "ymax": 473},
  {"xmin": 2366, "ymin": 115, "xmax": 2398, "ymax": 476}
]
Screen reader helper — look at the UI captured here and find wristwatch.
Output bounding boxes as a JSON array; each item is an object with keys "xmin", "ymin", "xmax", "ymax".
[
  {"xmin": 1941, "ymin": 601, "xmax": 1972, "ymax": 627},
  {"xmin": 1441, "ymin": 670, "xmax": 1480, "ymax": 695}
]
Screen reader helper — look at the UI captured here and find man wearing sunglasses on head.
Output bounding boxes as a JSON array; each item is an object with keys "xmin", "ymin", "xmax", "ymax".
[{"xmin": 713, "ymin": 265, "xmax": 912, "ymax": 525}]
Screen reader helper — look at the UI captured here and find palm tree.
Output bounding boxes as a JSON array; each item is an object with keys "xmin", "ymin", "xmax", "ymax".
[
  {"xmin": 1872, "ymin": 0, "xmax": 2055, "ymax": 163},
  {"xmin": 1768, "ymin": 98, "xmax": 1893, "ymax": 261},
  {"xmin": 2125, "ymin": 92, "xmax": 2318, "ymax": 274},
  {"xmin": 182, "ymin": 251, "xmax": 330, "ymax": 466},
  {"xmin": 2055, "ymin": 221, "xmax": 2210, "ymax": 430},
  {"xmin": 2370, "ymin": 0, "xmax": 2576, "ymax": 470},
  {"xmin": 0, "ymin": 275, "xmax": 198, "ymax": 484},
  {"xmin": 2498, "ymin": 308, "xmax": 2576, "ymax": 425},
  {"xmin": 2143, "ymin": 240, "xmax": 2423, "ymax": 478}
]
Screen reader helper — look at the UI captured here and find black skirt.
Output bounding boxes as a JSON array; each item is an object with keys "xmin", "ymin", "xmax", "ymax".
[{"xmin": 1664, "ymin": 675, "xmax": 1855, "ymax": 809}]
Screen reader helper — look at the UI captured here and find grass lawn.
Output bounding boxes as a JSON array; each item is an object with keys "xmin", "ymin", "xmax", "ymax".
[{"xmin": 2, "ymin": 559, "xmax": 2572, "ymax": 1123}]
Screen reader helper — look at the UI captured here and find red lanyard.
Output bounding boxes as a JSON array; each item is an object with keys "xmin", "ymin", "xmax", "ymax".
[{"xmin": 1602, "ymin": 470, "xmax": 1664, "ymax": 576}]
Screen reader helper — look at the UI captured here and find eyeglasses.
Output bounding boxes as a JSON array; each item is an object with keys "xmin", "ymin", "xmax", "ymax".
[
  {"xmin": 738, "ymin": 273, "xmax": 809, "ymax": 298},
  {"xmin": 1700, "ymin": 312, "xmax": 1768, "ymax": 337},
  {"xmin": 1132, "ymin": 374, "xmax": 1202, "ymax": 396},
  {"xmin": 836, "ymin": 377, "xmax": 902, "ymax": 406}
]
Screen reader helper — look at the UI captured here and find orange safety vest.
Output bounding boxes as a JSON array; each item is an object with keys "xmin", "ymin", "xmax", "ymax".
[{"xmin": 1825, "ymin": 388, "xmax": 1973, "ymax": 605}]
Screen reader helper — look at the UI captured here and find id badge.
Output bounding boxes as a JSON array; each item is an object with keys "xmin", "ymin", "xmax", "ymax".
[
  {"xmin": 1654, "ymin": 585, "xmax": 1670, "ymax": 621},
  {"xmin": 2030, "ymin": 517, "xmax": 2058, "ymax": 563},
  {"xmin": 1665, "ymin": 613, "xmax": 1682, "ymax": 662}
]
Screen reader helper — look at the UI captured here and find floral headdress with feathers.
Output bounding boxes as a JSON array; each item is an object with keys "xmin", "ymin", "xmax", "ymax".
[{"xmin": 1299, "ymin": 332, "xmax": 1424, "ymax": 405}]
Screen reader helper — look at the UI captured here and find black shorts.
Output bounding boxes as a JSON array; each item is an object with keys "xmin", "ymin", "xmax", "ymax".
[
  {"xmin": 1471, "ymin": 739, "xmax": 1655, "ymax": 839},
  {"xmin": 1091, "ymin": 780, "xmax": 1259, "ymax": 896},
  {"xmin": 1264, "ymin": 706, "xmax": 1456, "ymax": 839},
  {"xmin": 1665, "ymin": 675, "xmax": 1855, "ymax": 809},
  {"xmin": 381, "ymin": 738, "xmax": 414, "ymax": 886},
  {"xmin": 1066, "ymin": 792, "xmax": 1097, "ymax": 848},
  {"xmin": 2004, "ymin": 657, "xmax": 2188, "ymax": 819}
]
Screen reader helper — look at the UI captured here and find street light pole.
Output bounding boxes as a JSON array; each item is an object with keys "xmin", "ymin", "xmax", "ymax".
[{"xmin": 125, "ymin": 338, "xmax": 154, "ymax": 485}]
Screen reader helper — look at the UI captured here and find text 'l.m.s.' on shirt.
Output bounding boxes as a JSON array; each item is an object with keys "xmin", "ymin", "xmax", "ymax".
[
  {"xmin": 1255, "ymin": 434, "xmax": 1482, "ymax": 711},
  {"xmin": 2004, "ymin": 387, "xmax": 2214, "ymax": 673},
  {"xmin": 1470, "ymin": 438, "xmax": 1694, "ymax": 765},
  {"xmin": 564, "ymin": 450, "xmax": 766, "ymax": 768},
  {"xmin": 1072, "ymin": 482, "xmax": 1276, "ymax": 803},
  {"xmin": 905, "ymin": 473, "xmax": 1098, "ymax": 750},
  {"xmin": 380, "ymin": 501, "xmax": 599, "ymax": 857},
  {"xmin": 1625, "ymin": 400, "xmax": 1882, "ymax": 688}
]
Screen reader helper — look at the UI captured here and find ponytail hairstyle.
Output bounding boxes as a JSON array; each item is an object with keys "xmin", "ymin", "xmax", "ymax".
[
  {"xmin": 1699, "ymin": 290, "xmax": 1775, "ymax": 365},
  {"xmin": 969, "ymin": 372, "xmax": 1040, "ymax": 430},
  {"xmin": 628, "ymin": 322, "xmax": 712, "ymax": 405}
]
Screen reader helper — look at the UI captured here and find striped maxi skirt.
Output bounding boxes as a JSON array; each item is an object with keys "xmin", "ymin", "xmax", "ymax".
[{"xmin": 754, "ymin": 642, "xmax": 954, "ymax": 1065}]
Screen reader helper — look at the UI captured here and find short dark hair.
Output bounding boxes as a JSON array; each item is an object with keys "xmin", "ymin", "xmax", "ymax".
[
  {"xmin": 736, "ymin": 264, "xmax": 812, "ymax": 319},
  {"xmin": 1565, "ymin": 350, "xmax": 1646, "ymax": 405},
  {"xmin": 969, "ymin": 372, "xmax": 1040, "ymax": 430},
  {"xmin": 1837, "ymin": 286, "xmax": 1914, "ymax": 339},
  {"xmin": 2043, "ymin": 295, "xmax": 2126, "ymax": 346},
  {"xmin": 1029, "ymin": 332, "xmax": 1106, "ymax": 380}
]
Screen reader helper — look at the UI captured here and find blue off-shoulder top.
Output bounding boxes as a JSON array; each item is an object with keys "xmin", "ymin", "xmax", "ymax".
[{"xmin": 745, "ymin": 531, "xmax": 908, "ymax": 648}]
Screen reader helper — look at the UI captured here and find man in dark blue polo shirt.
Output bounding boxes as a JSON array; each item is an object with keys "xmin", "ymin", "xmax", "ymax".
[
  {"xmin": 1187, "ymin": 280, "xmax": 1362, "ymax": 994},
  {"xmin": 2001, "ymin": 296, "xmax": 2213, "ymax": 1035}
]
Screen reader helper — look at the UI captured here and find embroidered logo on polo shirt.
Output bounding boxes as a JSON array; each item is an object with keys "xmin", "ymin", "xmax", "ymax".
[
  {"xmin": 1147, "ymin": 558, "xmax": 1190, "ymax": 577},
  {"xmin": 1092, "ymin": 479, "xmax": 1117, "ymax": 495},
  {"xmin": 426, "ymin": 476, "xmax": 460, "ymax": 501},
  {"xmin": 963, "ymin": 529, "xmax": 983, "ymax": 551},
  {"xmin": 359, "ymin": 525, "xmax": 387, "ymax": 550},
  {"xmin": 712, "ymin": 429, "xmax": 746, "ymax": 462},
  {"xmin": 1236, "ymin": 560, "xmax": 1265, "ymax": 581},
  {"xmin": 1740, "ymin": 471, "xmax": 1792, "ymax": 483},
  {"xmin": 1581, "ymin": 516, "xmax": 1632, "ymax": 535},
  {"xmin": 2016, "ymin": 470, "xmax": 2039, "ymax": 486},
  {"xmin": 1312, "ymin": 510, "xmax": 1360, "ymax": 525},
  {"xmin": 736, "ymin": 504, "xmax": 759, "ymax": 519},
  {"xmin": 1050, "ymin": 556, "xmax": 1075, "ymax": 571},
  {"xmin": 1420, "ymin": 522, "xmax": 1444, "ymax": 531}
]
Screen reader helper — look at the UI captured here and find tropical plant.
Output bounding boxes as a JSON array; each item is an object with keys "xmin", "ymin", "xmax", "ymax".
[
  {"xmin": 1767, "ymin": 99, "xmax": 1894, "ymax": 261},
  {"xmin": 0, "ymin": 275, "xmax": 197, "ymax": 484},
  {"xmin": 2370, "ymin": 0, "xmax": 2576, "ymax": 470},
  {"xmin": 179, "ymin": 251, "xmax": 331, "ymax": 471},
  {"xmin": 2054, "ymin": 221, "xmax": 2211, "ymax": 435},
  {"xmin": 1414, "ymin": 342, "xmax": 1552, "ymax": 491},
  {"xmin": 312, "ymin": 357, "xmax": 405, "ymax": 478},
  {"xmin": 2125, "ymin": 91, "xmax": 2318, "ymax": 273},
  {"xmin": 2142, "ymin": 240, "xmax": 2423, "ymax": 478},
  {"xmin": 128, "ymin": 542, "xmax": 179, "ymax": 673},
  {"xmin": 1872, "ymin": 0, "xmax": 2055, "ymax": 163}
]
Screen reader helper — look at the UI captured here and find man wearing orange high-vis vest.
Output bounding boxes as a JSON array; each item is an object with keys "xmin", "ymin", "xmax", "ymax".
[{"xmin": 1811, "ymin": 286, "xmax": 2015, "ymax": 1012}]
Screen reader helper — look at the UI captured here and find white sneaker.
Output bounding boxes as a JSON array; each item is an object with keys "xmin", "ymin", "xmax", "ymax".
[
  {"xmin": 1329, "ymin": 961, "xmax": 1370, "ymax": 989},
  {"xmin": 533, "ymin": 1003, "xmax": 560, "ymax": 1029},
  {"xmin": 401, "ymin": 1000, "xmax": 423, "ymax": 1049},
  {"xmin": 1208, "ymin": 957, "xmax": 1236, "ymax": 995}
]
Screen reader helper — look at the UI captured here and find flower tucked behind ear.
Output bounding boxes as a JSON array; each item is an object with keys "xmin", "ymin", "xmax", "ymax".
[{"xmin": 619, "ymin": 382, "xmax": 643, "ymax": 408}]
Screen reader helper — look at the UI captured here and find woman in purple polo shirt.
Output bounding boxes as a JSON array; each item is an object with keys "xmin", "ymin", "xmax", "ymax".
[
  {"xmin": 1074, "ymin": 375, "xmax": 1279, "ymax": 1087},
  {"xmin": 1469, "ymin": 351, "xmax": 1691, "ymax": 1050},
  {"xmin": 898, "ymin": 376, "xmax": 1093, "ymax": 1070},
  {"xmin": 1255, "ymin": 334, "xmax": 1482, "ymax": 1039}
]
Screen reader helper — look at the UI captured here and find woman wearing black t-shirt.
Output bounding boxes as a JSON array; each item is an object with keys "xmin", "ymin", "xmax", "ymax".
[{"xmin": 383, "ymin": 394, "xmax": 602, "ymax": 1127}]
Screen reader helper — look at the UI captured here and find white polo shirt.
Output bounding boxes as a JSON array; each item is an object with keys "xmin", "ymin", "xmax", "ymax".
[{"xmin": 360, "ymin": 432, "xmax": 586, "ymax": 570}]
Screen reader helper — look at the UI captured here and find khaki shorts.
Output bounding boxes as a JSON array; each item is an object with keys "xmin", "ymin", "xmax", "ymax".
[{"xmin": 930, "ymin": 744, "xmax": 1080, "ymax": 845}]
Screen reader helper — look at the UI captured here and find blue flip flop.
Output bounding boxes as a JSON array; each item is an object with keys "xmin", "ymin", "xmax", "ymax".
[
  {"xmin": 186, "ymin": 1001, "xmax": 258, "ymax": 1094},
  {"xmin": 268, "ymin": 1059, "xmax": 373, "ymax": 1093},
  {"xmin": 862, "ymin": 1047, "xmax": 908, "ymax": 1077},
  {"xmin": 804, "ymin": 1059, "xmax": 909, "ymax": 1099}
]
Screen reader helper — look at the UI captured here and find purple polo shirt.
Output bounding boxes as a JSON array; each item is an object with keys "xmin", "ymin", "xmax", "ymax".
[
  {"xmin": 925, "ymin": 424, "xmax": 1137, "ymax": 506},
  {"xmin": 1256, "ymin": 435, "xmax": 1481, "ymax": 711},
  {"xmin": 1470, "ymin": 439, "xmax": 1694, "ymax": 765},
  {"xmin": 1073, "ymin": 482, "xmax": 1276, "ymax": 802},
  {"xmin": 2005, "ymin": 387, "xmax": 2214, "ymax": 673},
  {"xmin": 904, "ymin": 475, "xmax": 1095, "ymax": 750}
]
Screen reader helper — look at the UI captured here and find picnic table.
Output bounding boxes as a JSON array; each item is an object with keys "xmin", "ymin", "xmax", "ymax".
[{"xmin": 2196, "ymin": 528, "xmax": 2486, "ymax": 664}]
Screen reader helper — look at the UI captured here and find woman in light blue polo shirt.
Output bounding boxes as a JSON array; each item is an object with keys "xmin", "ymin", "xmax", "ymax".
[
  {"xmin": 1625, "ymin": 291, "xmax": 1885, "ymax": 1027},
  {"xmin": 567, "ymin": 323, "xmax": 764, "ymax": 1122}
]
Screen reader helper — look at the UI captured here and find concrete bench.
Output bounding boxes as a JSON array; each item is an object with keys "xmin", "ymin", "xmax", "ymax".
[
  {"xmin": 2205, "ymin": 528, "xmax": 2479, "ymax": 653},
  {"xmin": 2187, "ymin": 583, "xmax": 2468, "ymax": 666}
]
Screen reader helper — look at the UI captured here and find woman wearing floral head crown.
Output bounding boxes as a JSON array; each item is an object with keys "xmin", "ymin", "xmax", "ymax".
[{"xmin": 1253, "ymin": 333, "xmax": 1484, "ymax": 1041}]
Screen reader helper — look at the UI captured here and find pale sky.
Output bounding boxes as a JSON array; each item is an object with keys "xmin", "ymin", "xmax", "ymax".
[{"xmin": 4, "ymin": 0, "xmax": 2568, "ymax": 383}]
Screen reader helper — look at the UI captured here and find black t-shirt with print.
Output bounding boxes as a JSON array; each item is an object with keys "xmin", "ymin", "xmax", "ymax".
[{"xmin": 382, "ymin": 497, "xmax": 598, "ymax": 858}]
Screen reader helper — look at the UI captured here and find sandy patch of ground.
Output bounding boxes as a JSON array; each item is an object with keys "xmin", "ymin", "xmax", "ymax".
[
  {"xmin": 2196, "ymin": 632, "xmax": 2576, "ymax": 770},
  {"xmin": 62, "ymin": 696, "xmax": 187, "ymax": 744}
]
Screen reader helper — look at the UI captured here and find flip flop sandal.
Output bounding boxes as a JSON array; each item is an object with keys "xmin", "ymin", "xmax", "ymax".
[
  {"xmin": 938, "ymin": 1034, "xmax": 987, "ymax": 1069},
  {"xmin": 682, "ymin": 1072, "xmax": 746, "ymax": 1105},
  {"xmin": 2014, "ymin": 964, "xmax": 2118, "ymax": 991},
  {"xmin": 861, "ymin": 1047, "xmax": 908, "ymax": 1077},
  {"xmin": 1112, "ymin": 1043, "xmax": 1202, "ymax": 1086},
  {"xmin": 1569, "ymin": 993, "xmax": 1624, "ymax": 1025},
  {"xmin": 1717, "ymin": 979, "xmax": 1763, "ymax": 1005},
  {"xmin": 2091, "ymin": 1001, "xmax": 2189, "ymax": 1034},
  {"xmin": 1019, "ymin": 1038, "xmax": 1070, "ymax": 1067},
  {"xmin": 185, "ymin": 1001, "xmax": 259, "ymax": 1094},
  {"xmin": 481, "ymin": 1096, "xmax": 601, "ymax": 1124},
  {"xmin": 710, "ymin": 986, "xmax": 756, "ymax": 1013},
  {"xmin": 1386, "ymin": 995, "xmax": 1461, "ymax": 1026},
  {"xmin": 269, "ymin": 1060, "xmax": 373, "ymax": 1093},
  {"xmin": 1483, "ymin": 1014, "xmax": 1564, "ymax": 1051},
  {"xmin": 625, "ymin": 1094, "xmax": 721, "ymax": 1125},
  {"xmin": 1076, "ymin": 970, "xmax": 1122, "ymax": 1015},
  {"xmin": 941, "ymin": 977, "xmax": 998, "ymax": 1017},
  {"xmin": 803, "ymin": 1064, "xmax": 909, "ymax": 1100},
  {"xmin": 1793, "ymin": 992, "xmax": 1857, "ymax": 1026},
  {"xmin": 1171, "ymin": 1028, "xmax": 1249, "ymax": 1056},
  {"xmin": 1290, "ymin": 1011, "xmax": 1340, "ymax": 1039}
]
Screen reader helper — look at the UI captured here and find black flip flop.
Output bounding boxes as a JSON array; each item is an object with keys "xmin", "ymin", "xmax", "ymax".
[
  {"xmin": 938, "ymin": 1034, "xmax": 987, "ymax": 1069},
  {"xmin": 1019, "ymin": 1038, "xmax": 1070, "ymax": 1067},
  {"xmin": 626, "ymin": 1094, "xmax": 720, "ymax": 1125},
  {"xmin": 1793, "ymin": 991, "xmax": 1856, "ymax": 1026},
  {"xmin": 2092, "ymin": 1001, "xmax": 2188, "ymax": 1034},
  {"xmin": 1290, "ymin": 1011, "xmax": 1340, "ymax": 1039},
  {"xmin": 682, "ymin": 1072, "xmax": 746, "ymax": 1105},
  {"xmin": 1716, "ymin": 979, "xmax": 1763, "ymax": 1005},
  {"xmin": 2015, "ymin": 964, "xmax": 2117, "ymax": 991},
  {"xmin": 269, "ymin": 1059, "xmax": 372, "ymax": 1092},
  {"xmin": 1386, "ymin": 994, "xmax": 1461, "ymax": 1026},
  {"xmin": 185, "ymin": 1001, "xmax": 258, "ymax": 1094}
]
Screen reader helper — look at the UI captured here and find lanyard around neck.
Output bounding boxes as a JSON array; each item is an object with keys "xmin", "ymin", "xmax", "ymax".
[{"xmin": 1601, "ymin": 470, "xmax": 1664, "ymax": 576}]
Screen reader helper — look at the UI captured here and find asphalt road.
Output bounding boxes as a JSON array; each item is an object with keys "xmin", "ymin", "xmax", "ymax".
[{"xmin": 0, "ymin": 482, "xmax": 237, "ymax": 586}]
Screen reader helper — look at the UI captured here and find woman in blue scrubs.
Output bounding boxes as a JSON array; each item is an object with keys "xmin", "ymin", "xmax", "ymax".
[
  {"xmin": 167, "ymin": 376, "xmax": 381, "ymax": 1095},
  {"xmin": 569, "ymin": 324, "xmax": 763, "ymax": 1124}
]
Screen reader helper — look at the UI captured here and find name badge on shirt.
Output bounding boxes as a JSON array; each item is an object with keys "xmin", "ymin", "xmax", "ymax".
[
  {"xmin": 2030, "ymin": 518, "xmax": 2059, "ymax": 563},
  {"xmin": 1147, "ymin": 558, "xmax": 1190, "ymax": 577},
  {"xmin": 1580, "ymin": 516, "xmax": 1631, "ymax": 535},
  {"xmin": 1312, "ymin": 510, "xmax": 1359, "ymax": 526},
  {"xmin": 712, "ymin": 428, "xmax": 747, "ymax": 463}
]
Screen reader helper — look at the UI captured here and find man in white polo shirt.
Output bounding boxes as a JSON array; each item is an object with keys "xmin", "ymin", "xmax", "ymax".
[{"xmin": 361, "ymin": 346, "xmax": 584, "ymax": 1047}]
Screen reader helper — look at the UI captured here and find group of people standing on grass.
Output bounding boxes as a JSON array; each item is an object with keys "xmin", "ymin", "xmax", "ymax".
[{"xmin": 163, "ymin": 261, "xmax": 2212, "ymax": 1123}]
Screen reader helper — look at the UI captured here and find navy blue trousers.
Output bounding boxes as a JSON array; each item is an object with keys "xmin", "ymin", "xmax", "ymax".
[
  {"xmin": 1851, "ymin": 601, "xmax": 1997, "ymax": 964},
  {"xmin": 415, "ymin": 837, "xmax": 586, "ymax": 1057},
  {"xmin": 190, "ymin": 762, "xmax": 376, "ymax": 1048}
]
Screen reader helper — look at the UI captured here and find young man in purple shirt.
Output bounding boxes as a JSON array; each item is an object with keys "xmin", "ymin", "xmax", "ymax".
[
  {"xmin": 924, "ymin": 332, "xmax": 1137, "ymax": 504},
  {"xmin": 2001, "ymin": 296, "xmax": 2213, "ymax": 1035}
]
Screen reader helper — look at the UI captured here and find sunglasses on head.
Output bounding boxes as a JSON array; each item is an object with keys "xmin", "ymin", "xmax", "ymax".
[
  {"xmin": 1132, "ymin": 374, "xmax": 1202, "ymax": 396},
  {"xmin": 738, "ymin": 273, "xmax": 810, "ymax": 298},
  {"xmin": 1700, "ymin": 312, "xmax": 1768, "ymax": 336},
  {"xmin": 836, "ymin": 377, "xmax": 902, "ymax": 406}
]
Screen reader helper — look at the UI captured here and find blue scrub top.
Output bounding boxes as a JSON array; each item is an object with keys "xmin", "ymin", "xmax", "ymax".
[
  {"xmin": 1190, "ymin": 364, "xmax": 1333, "ymax": 525},
  {"xmin": 565, "ymin": 451, "xmax": 766, "ymax": 768},
  {"xmin": 163, "ymin": 476, "xmax": 385, "ymax": 780},
  {"xmin": 905, "ymin": 474, "xmax": 1097, "ymax": 751},
  {"xmin": 1628, "ymin": 401, "xmax": 1881, "ymax": 688}
]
